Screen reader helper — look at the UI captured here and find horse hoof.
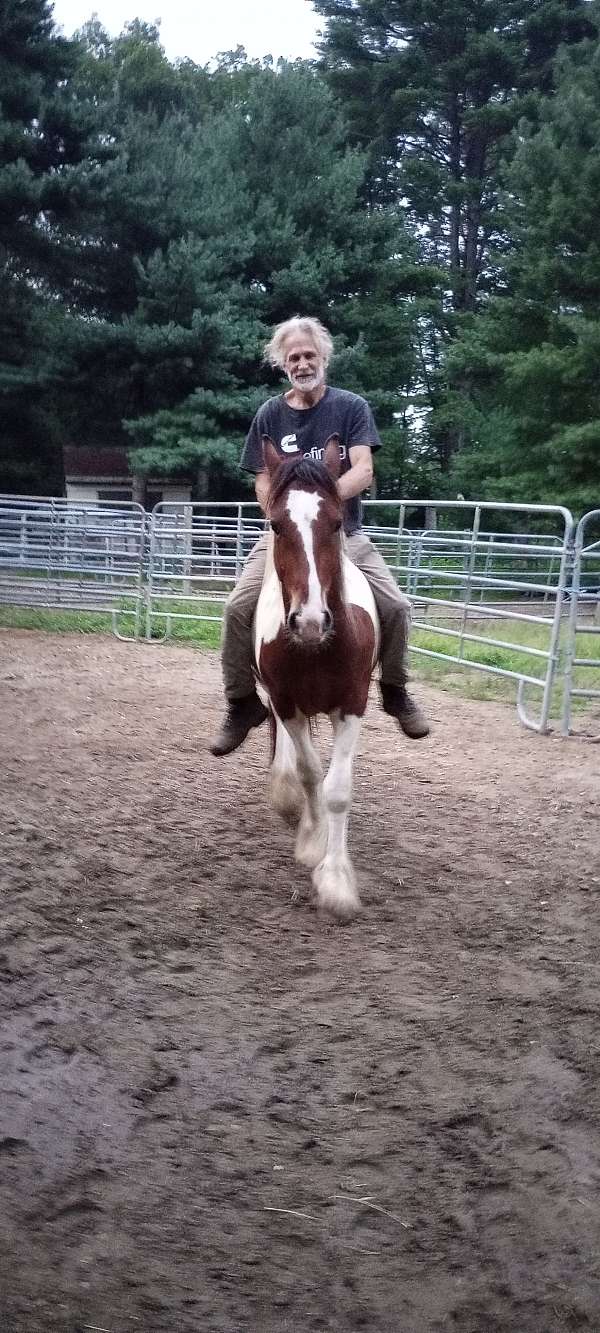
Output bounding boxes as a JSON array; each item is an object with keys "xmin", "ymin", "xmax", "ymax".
[
  {"xmin": 269, "ymin": 772, "xmax": 304, "ymax": 826},
  {"xmin": 294, "ymin": 831, "xmax": 328, "ymax": 863},
  {"xmin": 295, "ymin": 821, "xmax": 328, "ymax": 869},
  {"xmin": 312, "ymin": 860, "xmax": 360, "ymax": 923}
]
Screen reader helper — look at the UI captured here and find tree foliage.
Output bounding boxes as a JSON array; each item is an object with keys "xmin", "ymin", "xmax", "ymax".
[
  {"xmin": 0, "ymin": 0, "xmax": 102, "ymax": 490},
  {"xmin": 48, "ymin": 25, "xmax": 423, "ymax": 497},
  {"xmin": 314, "ymin": 0, "xmax": 596, "ymax": 310},
  {"xmin": 1, "ymin": 2, "xmax": 599, "ymax": 514},
  {"xmin": 314, "ymin": 0, "xmax": 599, "ymax": 492},
  {"xmin": 448, "ymin": 35, "xmax": 600, "ymax": 512}
]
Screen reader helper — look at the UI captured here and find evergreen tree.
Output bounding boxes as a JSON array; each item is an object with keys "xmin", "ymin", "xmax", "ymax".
[
  {"xmin": 314, "ymin": 1, "xmax": 597, "ymax": 485},
  {"xmin": 314, "ymin": 0, "xmax": 596, "ymax": 310},
  {"xmin": 59, "ymin": 46, "xmax": 422, "ymax": 498},
  {"xmin": 448, "ymin": 37, "xmax": 600, "ymax": 513},
  {"xmin": 0, "ymin": 0, "xmax": 103, "ymax": 491}
]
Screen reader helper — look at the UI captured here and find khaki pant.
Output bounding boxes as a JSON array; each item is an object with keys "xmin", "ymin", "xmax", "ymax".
[{"xmin": 222, "ymin": 530, "xmax": 411, "ymax": 699}]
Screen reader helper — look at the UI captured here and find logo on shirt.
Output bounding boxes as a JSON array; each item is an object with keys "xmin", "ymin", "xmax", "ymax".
[
  {"xmin": 280, "ymin": 434, "xmax": 299, "ymax": 453},
  {"xmin": 303, "ymin": 444, "xmax": 348, "ymax": 462}
]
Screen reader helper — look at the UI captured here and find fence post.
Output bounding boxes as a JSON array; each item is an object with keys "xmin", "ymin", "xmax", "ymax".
[
  {"xmin": 145, "ymin": 506, "xmax": 158, "ymax": 640},
  {"xmin": 394, "ymin": 505, "xmax": 405, "ymax": 586},
  {"xmin": 516, "ymin": 514, "xmax": 574, "ymax": 733},
  {"xmin": 560, "ymin": 512, "xmax": 600, "ymax": 735},
  {"xmin": 457, "ymin": 507, "xmax": 481, "ymax": 661},
  {"xmin": 561, "ymin": 525, "xmax": 580, "ymax": 736},
  {"xmin": 235, "ymin": 505, "xmax": 244, "ymax": 581},
  {"xmin": 46, "ymin": 498, "xmax": 57, "ymax": 605},
  {"xmin": 182, "ymin": 504, "xmax": 192, "ymax": 596}
]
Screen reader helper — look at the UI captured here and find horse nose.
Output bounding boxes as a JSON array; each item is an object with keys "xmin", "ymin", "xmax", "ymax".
[{"xmin": 287, "ymin": 607, "xmax": 332, "ymax": 641}]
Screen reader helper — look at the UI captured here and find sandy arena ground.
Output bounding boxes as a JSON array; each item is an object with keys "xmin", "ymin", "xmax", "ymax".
[{"xmin": 1, "ymin": 629, "xmax": 599, "ymax": 1332}]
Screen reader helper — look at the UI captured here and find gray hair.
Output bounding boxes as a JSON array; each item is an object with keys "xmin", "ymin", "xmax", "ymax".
[{"xmin": 264, "ymin": 316, "xmax": 334, "ymax": 370}]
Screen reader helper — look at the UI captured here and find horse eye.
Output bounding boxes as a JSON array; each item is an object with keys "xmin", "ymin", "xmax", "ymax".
[
  {"xmin": 270, "ymin": 521, "xmax": 281, "ymax": 535},
  {"xmin": 334, "ymin": 519, "xmax": 342, "ymax": 532}
]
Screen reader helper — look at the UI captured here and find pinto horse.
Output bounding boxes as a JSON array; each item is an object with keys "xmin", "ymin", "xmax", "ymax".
[{"xmin": 254, "ymin": 435, "xmax": 379, "ymax": 921}]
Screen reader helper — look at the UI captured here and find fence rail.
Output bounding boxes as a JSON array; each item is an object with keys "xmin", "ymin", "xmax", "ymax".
[{"xmin": 1, "ymin": 491, "xmax": 599, "ymax": 736}]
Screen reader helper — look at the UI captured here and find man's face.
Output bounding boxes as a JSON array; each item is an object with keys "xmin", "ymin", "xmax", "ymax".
[{"xmin": 283, "ymin": 337, "xmax": 325, "ymax": 393}]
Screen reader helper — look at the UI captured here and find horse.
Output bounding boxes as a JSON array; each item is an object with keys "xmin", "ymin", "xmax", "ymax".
[{"xmin": 254, "ymin": 435, "xmax": 380, "ymax": 922}]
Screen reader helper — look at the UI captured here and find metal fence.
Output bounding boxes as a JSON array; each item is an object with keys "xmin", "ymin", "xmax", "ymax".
[
  {"xmin": 146, "ymin": 501, "xmax": 266, "ymax": 638},
  {"xmin": 362, "ymin": 499, "xmax": 574, "ymax": 734},
  {"xmin": 2, "ymin": 491, "xmax": 599, "ymax": 735},
  {"xmin": 0, "ymin": 495, "xmax": 146, "ymax": 639}
]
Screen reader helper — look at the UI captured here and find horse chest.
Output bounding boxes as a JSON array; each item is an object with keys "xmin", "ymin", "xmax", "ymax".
[{"xmin": 258, "ymin": 615, "xmax": 375, "ymax": 721}]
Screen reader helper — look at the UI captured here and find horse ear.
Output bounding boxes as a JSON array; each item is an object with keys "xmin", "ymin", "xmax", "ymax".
[
  {"xmin": 323, "ymin": 434, "xmax": 342, "ymax": 481},
  {"xmin": 262, "ymin": 436, "xmax": 281, "ymax": 477}
]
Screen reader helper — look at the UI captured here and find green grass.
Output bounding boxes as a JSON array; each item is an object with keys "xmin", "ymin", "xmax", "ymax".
[
  {"xmin": 0, "ymin": 605, "xmax": 125, "ymax": 634},
  {"xmin": 0, "ymin": 598, "xmax": 223, "ymax": 647},
  {"xmin": 145, "ymin": 598, "xmax": 224, "ymax": 648},
  {"xmin": 1, "ymin": 601, "xmax": 598, "ymax": 717},
  {"xmin": 411, "ymin": 617, "xmax": 600, "ymax": 716}
]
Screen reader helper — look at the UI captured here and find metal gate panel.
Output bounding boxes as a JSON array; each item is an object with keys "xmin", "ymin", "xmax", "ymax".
[
  {"xmin": 146, "ymin": 501, "xmax": 266, "ymax": 639},
  {"xmin": 0, "ymin": 496, "xmax": 146, "ymax": 639},
  {"xmin": 362, "ymin": 499, "xmax": 574, "ymax": 734}
]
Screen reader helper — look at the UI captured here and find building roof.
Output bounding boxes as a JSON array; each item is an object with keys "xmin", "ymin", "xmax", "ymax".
[
  {"xmin": 63, "ymin": 446, "xmax": 131, "ymax": 479},
  {"xmin": 63, "ymin": 445, "xmax": 191, "ymax": 484}
]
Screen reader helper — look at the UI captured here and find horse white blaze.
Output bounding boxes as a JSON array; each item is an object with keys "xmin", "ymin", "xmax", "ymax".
[{"xmin": 286, "ymin": 490, "xmax": 327, "ymax": 629}]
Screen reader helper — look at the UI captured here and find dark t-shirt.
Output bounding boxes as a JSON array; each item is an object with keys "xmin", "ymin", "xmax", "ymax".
[{"xmin": 240, "ymin": 385, "xmax": 381, "ymax": 535}]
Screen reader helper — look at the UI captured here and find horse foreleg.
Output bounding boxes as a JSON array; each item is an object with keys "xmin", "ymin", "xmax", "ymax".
[
  {"xmin": 282, "ymin": 715, "xmax": 327, "ymax": 870},
  {"xmin": 269, "ymin": 711, "xmax": 304, "ymax": 826},
  {"xmin": 312, "ymin": 711, "xmax": 362, "ymax": 921}
]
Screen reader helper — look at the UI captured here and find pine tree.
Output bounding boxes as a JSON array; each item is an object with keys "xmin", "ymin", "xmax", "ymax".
[
  {"xmin": 313, "ymin": 1, "xmax": 598, "ymax": 485},
  {"xmin": 448, "ymin": 37, "xmax": 600, "ymax": 513},
  {"xmin": 314, "ymin": 0, "xmax": 596, "ymax": 311},
  {"xmin": 59, "ymin": 49, "xmax": 423, "ymax": 497},
  {"xmin": 0, "ymin": 0, "xmax": 102, "ymax": 491}
]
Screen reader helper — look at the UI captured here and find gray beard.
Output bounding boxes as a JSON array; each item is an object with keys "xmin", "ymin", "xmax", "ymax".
[{"xmin": 289, "ymin": 371, "xmax": 324, "ymax": 393}]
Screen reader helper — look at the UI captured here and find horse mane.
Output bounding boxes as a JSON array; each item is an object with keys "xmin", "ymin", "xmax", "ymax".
[{"xmin": 268, "ymin": 456, "xmax": 341, "ymax": 511}]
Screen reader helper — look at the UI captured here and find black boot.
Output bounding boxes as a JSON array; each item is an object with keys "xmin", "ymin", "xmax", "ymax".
[
  {"xmin": 380, "ymin": 683, "xmax": 430, "ymax": 739},
  {"xmin": 210, "ymin": 691, "xmax": 269, "ymax": 756}
]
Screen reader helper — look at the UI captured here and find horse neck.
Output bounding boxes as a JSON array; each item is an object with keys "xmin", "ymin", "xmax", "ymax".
[{"xmin": 327, "ymin": 536, "xmax": 348, "ymax": 617}]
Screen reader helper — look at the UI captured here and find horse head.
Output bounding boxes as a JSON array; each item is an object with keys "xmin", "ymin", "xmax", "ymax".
[{"xmin": 263, "ymin": 434, "xmax": 343, "ymax": 649}]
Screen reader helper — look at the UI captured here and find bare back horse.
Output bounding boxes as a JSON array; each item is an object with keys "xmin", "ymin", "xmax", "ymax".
[{"xmin": 254, "ymin": 436, "xmax": 379, "ymax": 921}]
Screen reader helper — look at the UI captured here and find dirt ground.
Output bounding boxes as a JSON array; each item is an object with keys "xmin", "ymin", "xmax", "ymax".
[{"xmin": 1, "ymin": 629, "xmax": 599, "ymax": 1333}]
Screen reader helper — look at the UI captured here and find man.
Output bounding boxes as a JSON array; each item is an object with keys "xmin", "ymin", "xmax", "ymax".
[{"xmin": 210, "ymin": 315, "xmax": 430, "ymax": 756}]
